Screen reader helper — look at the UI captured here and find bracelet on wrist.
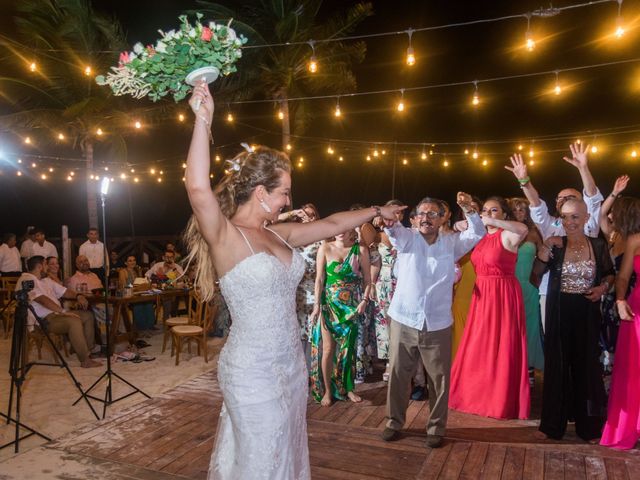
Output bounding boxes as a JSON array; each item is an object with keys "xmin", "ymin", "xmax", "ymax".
[
  {"xmin": 195, "ymin": 115, "xmax": 214, "ymax": 144},
  {"xmin": 518, "ymin": 176, "xmax": 531, "ymax": 185}
]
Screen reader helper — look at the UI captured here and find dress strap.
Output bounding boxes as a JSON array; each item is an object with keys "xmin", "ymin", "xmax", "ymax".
[
  {"xmin": 264, "ymin": 226, "xmax": 294, "ymax": 251},
  {"xmin": 234, "ymin": 226, "xmax": 256, "ymax": 255}
]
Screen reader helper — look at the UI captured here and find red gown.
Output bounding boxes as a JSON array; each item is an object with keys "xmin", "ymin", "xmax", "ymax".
[{"xmin": 449, "ymin": 229, "xmax": 530, "ymax": 419}]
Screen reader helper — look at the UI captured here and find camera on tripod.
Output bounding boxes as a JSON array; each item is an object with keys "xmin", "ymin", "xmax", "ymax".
[{"xmin": 15, "ymin": 279, "xmax": 34, "ymax": 302}]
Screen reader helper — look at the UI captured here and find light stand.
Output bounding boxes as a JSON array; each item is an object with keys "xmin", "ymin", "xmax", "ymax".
[{"xmin": 74, "ymin": 178, "xmax": 149, "ymax": 418}]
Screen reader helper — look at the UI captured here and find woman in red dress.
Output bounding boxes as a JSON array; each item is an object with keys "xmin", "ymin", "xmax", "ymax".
[{"xmin": 449, "ymin": 196, "xmax": 531, "ymax": 419}]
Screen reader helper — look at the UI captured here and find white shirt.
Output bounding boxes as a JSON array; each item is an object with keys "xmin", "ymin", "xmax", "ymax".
[
  {"xmin": 79, "ymin": 240, "xmax": 106, "ymax": 268},
  {"xmin": 145, "ymin": 262, "xmax": 184, "ymax": 280},
  {"xmin": 20, "ymin": 239, "xmax": 34, "ymax": 259},
  {"xmin": 16, "ymin": 273, "xmax": 66, "ymax": 327},
  {"xmin": 0, "ymin": 244, "xmax": 22, "ymax": 272},
  {"xmin": 30, "ymin": 241, "xmax": 58, "ymax": 259},
  {"xmin": 384, "ymin": 213, "xmax": 486, "ymax": 332},
  {"xmin": 529, "ymin": 188, "xmax": 603, "ymax": 293}
]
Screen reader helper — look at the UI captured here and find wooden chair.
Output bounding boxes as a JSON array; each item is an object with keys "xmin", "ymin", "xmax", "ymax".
[
  {"xmin": 27, "ymin": 325, "xmax": 69, "ymax": 360},
  {"xmin": 171, "ymin": 299, "xmax": 217, "ymax": 366},
  {"xmin": 161, "ymin": 289, "xmax": 201, "ymax": 353},
  {"xmin": 1, "ymin": 276, "xmax": 20, "ymax": 338}
]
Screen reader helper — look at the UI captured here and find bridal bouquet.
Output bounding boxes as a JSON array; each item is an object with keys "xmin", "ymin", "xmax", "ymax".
[{"xmin": 96, "ymin": 14, "xmax": 247, "ymax": 102}]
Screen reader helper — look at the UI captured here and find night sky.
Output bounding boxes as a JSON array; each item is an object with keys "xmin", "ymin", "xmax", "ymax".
[{"xmin": 1, "ymin": 0, "xmax": 640, "ymax": 239}]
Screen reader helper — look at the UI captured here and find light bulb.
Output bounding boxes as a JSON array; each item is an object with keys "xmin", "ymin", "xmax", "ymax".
[
  {"xmin": 554, "ymin": 84, "xmax": 561, "ymax": 95},
  {"xmin": 615, "ymin": 25, "xmax": 625, "ymax": 38},
  {"xmin": 406, "ymin": 46, "xmax": 416, "ymax": 66},
  {"xmin": 338, "ymin": 156, "xmax": 343, "ymax": 162},
  {"xmin": 366, "ymin": 155, "xmax": 371, "ymax": 161},
  {"xmin": 286, "ymin": 144, "xmax": 292, "ymax": 151},
  {"xmin": 421, "ymin": 152, "xmax": 427, "ymax": 160},
  {"xmin": 96, "ymin": 128, "xmax": 103, "ymax": 136},
  {"xmin": 308, "ymin": 56, "xmax": 318, "ymax": 73},
  {"xmin": 381, "ymin": 150, "xmax": 386, "ymax": 155},
  {"xmin": 277, "ymin": 110, "xmax": 284, "ymax": 120},
  {"xmin": 134, "ymin": 177, "xmax": 139, "ymax": 183},
  {"xmin": 472, "ymin": 93, "xmax": 479, "ymax": 106},
  {"xmin": 397, "ymin": 100, "xmax": 405, "ymax": 112},
  {"xmin": 631, "ymin": 150, "xmax": 638, "ymax": 158},
  {"xmin": 443, "ymin": 160, "xmax": 449, "ymax": 167},
  {"xmin": 41, "ymin": 174, "xmax": 47, "ymax": 180},
  {"xmin": 67, "ymin": 175, "xmax": 72, "ymax": 181},
  {"xmin": 70, "ymin": 171, "xmax": 75, "ymax": 176},
  {"xmin": 518, "ymin": 144, "xmax": 523, "ymax": 151},
  {"xmin": 373, "ymin": 149, "xmax": 379, "ymax": 157},
  {"xmin": 182, "ymin": 163, "xmax": 187, "ymax": 168},
  {"xmin": 591, "ymin": 145, "xmax": 598, "ymax": 154},
  {"xmin": 84, "ymin": 66, "xmax": 92, "ymax": 76},
  {"xmin": 299, "ymin": 157, "xmax": 304, "ymax": 163},
  {"xmin": 24, "ymin": 137, "xmax": 31, "ymax": 145},
  {"xmin": 150, "ymin": 168, "xmax": 156, "ymax": 174},
  {"xmin": 157, "ymin": 177, "xmax": 162, "ymax": 183},
  {"xmin": 134, "ymin": 121, "xmax": 142, "ymax": 129},
  {"xmin": 215, "ymin": 155, "xmax": 221, "ymax": 162},
  {"xmin": 16, "ymin": 171, "xmax": 22, "ymax": 176},
  {"xmin": 226, "ymin": 113, "xmax": 234, "ymax": 122},
  {"xmin": 529, "ymin": 149, "xmax": 535, "ymax": 158},
  {"xmin": 472, "ymin": 151, "xmax": 479, "ymax": 160},
  {"xmin": 48, "ymin": 167, "xmax": 54, "ymax": 172},
  {"xmin": 464, "ymin": 149, "xmax": 469, "ymax": 155},
  {"xmin": 327, "ymin": 146, "xmax": 334, "ymax": 155},
  {"xmin": 178, "ymin": 113, "xmax": 185, "ymax": 122},
  {"xmin": 334, "ymin": 105, "xmax": 341, "ymax": 117},
  {"xmin": 29, "ymin": 62, "xmax": 37, "ymax": 72},
  {"xmin": 120, "ymin": 173, "xmax": 127, "ymax": 179},
  {"xmin": 402, "ymin": 158, "xmax": 408, "ymax": 165},
  {"xmin": 482, "ymin": 159, "xmax": 488, "ymax": 166},
  {"xmin": 57, "ymin": 133, "xmax": 65, "ymax": 140},
  {"xmin": 31, "ymin": 162, "xmax": 36, "ymax": 168},
  {"xmin": 526, "ymin": 37, "xmax": 536, "ymax": 51},
  {"xmin": 529, "ymin": 159, "xmax": 535, "ymax": 166},
  {"xmin": 130, "ymin": 168, "xmax": 135, "ymax": 173}
]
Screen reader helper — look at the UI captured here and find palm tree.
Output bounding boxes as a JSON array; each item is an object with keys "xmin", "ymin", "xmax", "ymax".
[
  {"xmin": 0, "ymin": 0, "xmax": 167, "ymax": 229},
  {"xmin": 190, "ymin": 0, "xmax": 373, "ymax": 149}
]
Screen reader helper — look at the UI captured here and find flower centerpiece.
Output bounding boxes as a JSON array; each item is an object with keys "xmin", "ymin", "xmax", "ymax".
[{"xmin": 96, "ymin": 14, "xmax": 247, "ymax": 102}]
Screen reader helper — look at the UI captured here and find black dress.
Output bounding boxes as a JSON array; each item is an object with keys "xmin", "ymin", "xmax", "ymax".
[{"xmin": 538, "ymin": 236, "xmax": 614, "ymax": 440}]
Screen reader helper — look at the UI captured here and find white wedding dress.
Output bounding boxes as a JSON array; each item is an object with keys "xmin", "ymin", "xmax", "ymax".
[{"xmin": 208, "ymin": 227, "xmax": 311, "ymax": 480}]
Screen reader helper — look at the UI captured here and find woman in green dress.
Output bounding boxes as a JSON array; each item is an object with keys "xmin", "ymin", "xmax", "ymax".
[
  {"xmin": 509, "ymin": 198, "xmax": 545, "ymax": 374},
  {"xmin": 310, "ymin": 229, "xmax": 371, "ymax": 406}
]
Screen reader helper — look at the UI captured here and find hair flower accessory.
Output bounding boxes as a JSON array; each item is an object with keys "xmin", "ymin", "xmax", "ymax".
[
  {"xmin": 240, "ymin": 142, "xmax": 254, "ymax": 153},
  {"xmin": 226, "ymin": 159, "xmax": 242, "ymax": 172}
]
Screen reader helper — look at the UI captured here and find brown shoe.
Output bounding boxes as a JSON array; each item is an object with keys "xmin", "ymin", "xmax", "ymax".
[
  {"xmin": 426, "ymin": 435, "xmax": 443, "ymax": 448},
  {"xmin": 381, "ymin": 427, "xmax": 400, "ymax": 442}
]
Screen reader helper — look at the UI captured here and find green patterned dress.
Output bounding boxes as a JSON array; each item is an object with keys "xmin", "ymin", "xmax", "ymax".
[{"xmin": 310, "ymin": 243, "xmax": 363, "ymax": 402}]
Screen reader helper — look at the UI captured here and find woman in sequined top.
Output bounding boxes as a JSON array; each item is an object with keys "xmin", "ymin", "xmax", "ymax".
[{"xmin": 533, "ymin": 198, "xmax": 614, "ymax": 441}]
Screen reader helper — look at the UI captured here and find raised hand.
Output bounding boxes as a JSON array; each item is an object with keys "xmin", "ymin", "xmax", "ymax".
[
  {"xmin": 379, "ymin": 204, "xmax": 407, "ymax": 221},
  {"xmin": 504, "ymin": 153, "xmax": 528, "ymax": 180},
  {"xmin": 563, "ymin": 141, "xmax": 590, "ymax": 169},
  {"xmin": 613, "ymin": 175, "xmax": 630, "ymax": 196},
  {"xmin": 189, "ymin": 81, "xmax": 214, "ymax": 121},
  {"xmin": 456, "ymin": 192, "xmax": 475, "ymax": 214}
]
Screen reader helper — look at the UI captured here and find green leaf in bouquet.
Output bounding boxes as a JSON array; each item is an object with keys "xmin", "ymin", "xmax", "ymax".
[{"xmin": 95, "ymin": 75, "xmax": 106, "ymax": 85}]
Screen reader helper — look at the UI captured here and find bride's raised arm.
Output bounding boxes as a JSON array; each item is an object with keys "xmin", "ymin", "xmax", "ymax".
[{"xmin": 184, "ymin": 82, "xmax": 228, "ymax": 248}]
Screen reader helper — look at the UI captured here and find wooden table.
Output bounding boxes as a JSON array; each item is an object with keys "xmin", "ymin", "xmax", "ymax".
[{"xmin": 90, "ymin": 289, "xmax": 190, "ymax": 353}]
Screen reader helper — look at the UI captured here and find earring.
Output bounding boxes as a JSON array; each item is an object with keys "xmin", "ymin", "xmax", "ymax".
[{"xmin": 260, "ymin": 200, "xmax": 272, "ymax": 213}]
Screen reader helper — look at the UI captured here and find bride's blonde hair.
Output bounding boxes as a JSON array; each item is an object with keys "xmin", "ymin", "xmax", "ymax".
[{"xmin": 182, "ymin": 146, "xmax": 291, "ymax": 301}]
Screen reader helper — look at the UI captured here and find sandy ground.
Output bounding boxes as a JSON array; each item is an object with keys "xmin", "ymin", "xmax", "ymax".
[{"xmin": 0, "ymin": 328, "xmax": 222, "ymax": 467}]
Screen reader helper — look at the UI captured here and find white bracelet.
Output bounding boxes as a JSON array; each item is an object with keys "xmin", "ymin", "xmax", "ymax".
[{"xmin": 195, "ymin": 115, "xmax": 214, "ymax": 144}]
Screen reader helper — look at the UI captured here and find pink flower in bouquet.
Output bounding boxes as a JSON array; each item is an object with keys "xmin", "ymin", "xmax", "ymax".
[
  {"xmin": 146, "ymin": 45, "xmax": 156, "ymax": 57},
  {"xmin": 118, "ymin": 51, "xmax": 131, "ymax": 66},
  {"xmin": 201, "ymin": 26, "xmax": 213, "ymax": 42}
]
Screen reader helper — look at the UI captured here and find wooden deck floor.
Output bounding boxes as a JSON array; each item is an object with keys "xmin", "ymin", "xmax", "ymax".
[{"xmin": 48, "ymin": 365, "xmax": 640, "ymax": 480}]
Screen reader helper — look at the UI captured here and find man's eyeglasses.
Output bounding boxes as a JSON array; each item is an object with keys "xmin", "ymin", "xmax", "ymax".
[{"xmin": 415, "ymin": 211, "xmax": 441, "ymax": 219}]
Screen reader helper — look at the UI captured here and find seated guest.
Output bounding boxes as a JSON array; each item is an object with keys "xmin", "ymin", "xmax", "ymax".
[
  {"xmin": 119, "ymin": 255, "xmax": 155, "ymax": 331},
  {"xmin": 110, "ymin": 250, "xmax": 124, "ymax": 270},
  {"xmin": 31, "ymin": 228, "xmax": 58, "ymax": 259},
  {"xmin": 0, "ymin": 233, "xmax": 22, "ymax": 276},
  {"xmin": 66, "ymin": 255, "xmax": 103, "ymax": 293},
  {"xmin": 45, "ymin": 256, "xmax": 64, "ymax": 285},
  {"xmin": 16, "ymin": 256, "xmax": 101, "ymax": 368},
  {"xmin": 118, "ymin": 255, "xmax": 143, "ymax": 289},
  {"xmin": 145, "ymin": 250, "xmax": 184, "ymax": 321},
  {"xmin": 19, "ymin": 227, "xmax": 36, "ymax": 266},
  {"xmin": 165, "ymin": 242, "xmax": 182, "ymax": 263},
  {"xmin": 79, "ymin": 228, "xmax": 107, "ymax": 282}
]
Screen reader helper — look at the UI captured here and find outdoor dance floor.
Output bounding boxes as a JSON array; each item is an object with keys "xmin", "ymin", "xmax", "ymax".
[{"xmin": 32, "ymin": 365, "xmax": 638, "ymax": 479}]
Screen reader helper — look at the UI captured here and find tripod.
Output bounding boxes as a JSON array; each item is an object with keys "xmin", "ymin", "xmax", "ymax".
[
  {"xmin": 1, "ymin": 289, "xmax": 99, "ymax": 453},
  {"xmin": 74, "ymin": 185, "xmax": 149, "ymax": 419}
]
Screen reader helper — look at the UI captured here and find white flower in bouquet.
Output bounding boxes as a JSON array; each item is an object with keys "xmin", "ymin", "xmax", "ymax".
[{"xmin": 96, "ymin": 13, "xmax": 247, "ymax": 102}]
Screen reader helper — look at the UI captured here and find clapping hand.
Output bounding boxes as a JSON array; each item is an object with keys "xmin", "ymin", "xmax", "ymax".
[
  {"xmin": 563, "ymin": 141, "xmax": 590, "ymax": 169},
  {"xmin": 504, "ymin": 153, "xmax": 528, "ymax": 180}
]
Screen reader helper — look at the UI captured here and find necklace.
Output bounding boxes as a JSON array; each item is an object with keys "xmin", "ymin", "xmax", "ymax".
[{"xmin": 568, "ymin": 239, "xmax": 586, "ymax": 258}]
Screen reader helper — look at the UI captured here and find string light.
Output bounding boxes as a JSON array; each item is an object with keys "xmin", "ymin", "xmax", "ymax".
[
  {"xmin": 182, "ymin": 162, "xmax": 187, "ymax": 168},
  {"xmin": 16, "ymin": 171, "xmax": 22, "ymax": 176},
  {"xmin": 84, "ymin": 66, "xmax": 92, "ymax": 76},
  {"xmin": 472, "ymin": 81, "xmax": 480, "ymax": 106},
  {"xmin": 134, "ymin": 177, "xmax": 139, "ymax": 183},
  {"xmin": 29, "ymin": 61, "xmax": 37, "ymax": 72},
  {"xmin": 215, "ymin": 155, "xmax": 221, "ymax": 162},
  {"xmin": 529, "ymin": 159, "xmax": 535, "ymax": 166},
  {"xmin": 157, "ymin": 177, "xmax": 162, "ymax": 183},
  {"xmin": 57, "ymin": 133, "xmax": 65, "ymax": 140},
  {"xmin": 373, "ymin": 148, "xmax": 379, "ymax": 157},
  {"xmin": 529, "ymin": 147, "xmax": 535, "ymax": 158},
  {"xmin": 17, "ymin": 159, "xmax": 22, "ymax": 164},
  {"xmin": 615, "ymin": 0, "xmax": 625, "ymax": 38},
  {"xmin": 130, "ymin": 168, "xmax": 135, "ymax": 173},
  {"xmin": 226, "ymin": 112, "xmax": 234, "ymax": 123},
  {"xmin": 421, "ymin": 150, "xmax": 427, "ymax": 160},
  {"xmin": 277, "ymin": 110, "xmax": 284, "ymax": 120},
  {"xmin": 405, "ymin": 29, "xmax": 416, "ymax": 66},
  {"xmin": 366, "ymin": 155, "xmax": 371, "ymax": 161},
  {"xmin": 382, "ymin": 150, "xmax": 387, "ymax": 155},
  {"xmin": 554, "ymin": 71, "xmax": 562, "ymax": 95},
  {"xmin": 150, "ymin": 168, "xmax": 156, "ymax": 174},
  {"xmin": 464, "ymin": 149, "xmax": 469, "ymax": 155},
  {"xmin": 631, "ymin": 149, "xmax": 638, "ymax": 158},
  {"xmin": 472, "ymin": 149, "xmax": 479, "ymax": 160},
  {"xmin": 482, "ymin": 159, "xmax": 488, "ymax": 166},
  {"xmin": 397, "ymin": 89, "xmax": 405, "ymax": 112},
  {"xmin": 178, "ymin": 113, "xmax": 185, "ymax": 122},
  {"xmin": 96, "ymin": 128, "xmax": 103, "ymax": 136},
  {"xmin": 66, "ymin": 175, "xmax": 73, "ymax": 181},
  {"xmin": 31, "ymin": 162, "xmax": 36, "ymax": 168},
  {"xmin": 134, "ymin": 120, "xmax": 142, "ymax": 129},
  {"xmin": 327, "ymin": 146, "xmax": 334, "ymax": 155},
  {"xmin": 104, "ymin": 166, "xmax": 109, "ymax": 171},
  {"xmin": 69, "ymin": 171, "xmax": 75, "ymax": 176},
  {"xmin": 443, "ymin": 160, "xmax": 449, "ymax": 167},
  {"xmin": 24, "ymin": 137, "xmax": 31, "ymax": 145},
  {"xmin": 334, "ymin": 97, "xmax": 342, "ymax": 117},
  {"xmin": 591, "ymin": 145, "xmax": 598, "ymax": 154},
  {"xmin": 402, "ymin": 158, "xmax": 409, "ymax": 166},
  {"xmin": 518, "ymin": 144, "xmax": 523, "ymax": 151},
  {"xmin": 286, "ymin": 144, "xmax": 292, "ymax": 151},
  {"xmin": 48, "ymin": 167, "xmax": 54, "ymax": 172},
  {"xmin": 299, "ymin": 157, "xmax": 304, "ymax": 163},
  {"xmin": 339, "ymin": 156, "xmax": 344, "ymax": 162},
  {"xmin": 525, "ymin": 14, "xmax": 535, "ymax": 51},
  {"xmin": 307, "ymin": 40, "xmax": 318, "ymax": 73}
]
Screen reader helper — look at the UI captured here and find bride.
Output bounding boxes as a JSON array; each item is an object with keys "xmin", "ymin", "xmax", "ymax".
[{"xmin": 183, "ymin": 83, "xmax": 405, "ymax": 479}]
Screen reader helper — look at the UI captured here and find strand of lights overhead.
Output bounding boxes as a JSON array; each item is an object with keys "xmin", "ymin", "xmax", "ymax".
[{"xmin": 3, "ymin": 0, "xmax": 617, "ymax": 55}]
